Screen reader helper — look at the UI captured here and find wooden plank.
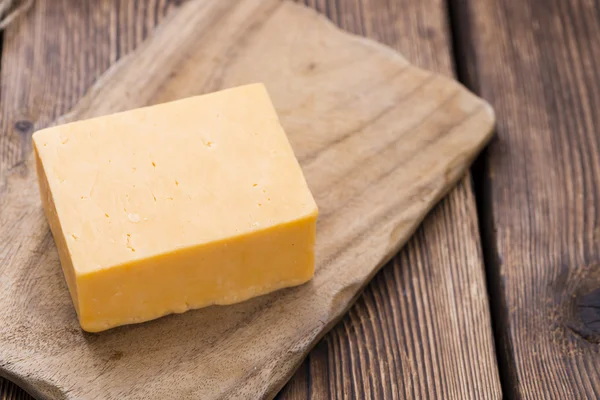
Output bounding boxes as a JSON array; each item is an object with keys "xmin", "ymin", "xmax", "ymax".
[
  {"xmin": 0, "ymin": 1, "xmax": 177, "ymax": 399},
  {"xmin": 0, "ymin": 1, "xmax": 499, "ymax": 399},
  {"xmin": 278, "ymin": 1, "xmax": 501, "ymax": 398},
  {"xmin": 453, "ymin": 0, "xmax": 600, "ymax": 397}
]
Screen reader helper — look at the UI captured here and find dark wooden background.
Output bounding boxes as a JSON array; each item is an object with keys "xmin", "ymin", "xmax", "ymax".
[{"xmin": 1, "ymin": 0, "xmax": 600, "ymax": 398}]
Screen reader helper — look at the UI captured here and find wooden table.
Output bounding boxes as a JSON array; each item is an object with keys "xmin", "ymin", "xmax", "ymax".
[{"xmin": 1, "ymin": 0, "xmax": 599, "ymax": 398}]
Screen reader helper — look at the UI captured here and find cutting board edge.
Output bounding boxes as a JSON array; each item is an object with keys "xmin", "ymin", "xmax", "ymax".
[{"xmin": 265, "ymin": 99, "xmax": 496, "ymax": 398}]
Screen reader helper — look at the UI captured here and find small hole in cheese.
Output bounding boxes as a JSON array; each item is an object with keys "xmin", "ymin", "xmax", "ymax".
[
  {"xmin": 126, "ymin": 233, "xmax": 135, "ymax": 252},
  {"xmin": 152, "ymin": 161, "xmax": 156, "ymax": 167}
]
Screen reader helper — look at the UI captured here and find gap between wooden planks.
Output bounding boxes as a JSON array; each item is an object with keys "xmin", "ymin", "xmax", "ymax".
[
  {"xmin": 0, "ymin": 0, "xmax": 500, "ymax": 399},
  {"xmin": 453, "ymin": 0, "xmax": 600, "ymax": 398}
]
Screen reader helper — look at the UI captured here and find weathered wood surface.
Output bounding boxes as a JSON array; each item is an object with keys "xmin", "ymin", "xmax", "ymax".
[
  {"xmin": 454, "ymin": 0, "xmax": 600, "ymax": 398},
  {"xmin": 0, "ymin": 0, "xmax": 498, "ymax": 398},
  {"xmin": 278, "ymin": 0, "xmax": 501, "ymax": 399}
]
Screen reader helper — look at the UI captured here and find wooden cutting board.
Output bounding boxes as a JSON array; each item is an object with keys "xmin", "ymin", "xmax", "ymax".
[{"xmin": 0, "ymin": 0, "xmax": 495, "ymax": 398}]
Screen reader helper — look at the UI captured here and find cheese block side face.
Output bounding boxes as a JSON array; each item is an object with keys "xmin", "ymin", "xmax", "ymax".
[
  {"xmin": 77, "ymin": 215, "xmax": 316, "ymax": 332},
  {"xmin": 34, "ymin": 148, "xmax": 81, "ymax": 316},
  {"xmin": 32, "ymin": 83, "xmax": 318, "ymax": 332}
]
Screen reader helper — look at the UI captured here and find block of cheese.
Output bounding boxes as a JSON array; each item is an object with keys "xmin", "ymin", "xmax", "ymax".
[{"xmin": 33, "ymin": 83, "xmax": 318, "ymax": 332}]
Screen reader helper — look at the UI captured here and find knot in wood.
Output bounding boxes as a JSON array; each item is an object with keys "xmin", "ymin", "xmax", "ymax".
[
  {"xmin": 578, "ymin": 288, "xmax": 600, "ymax": 335},
  {"xmin": 14, "ymin": 119, "xmax": 33, "ymax": 135}
]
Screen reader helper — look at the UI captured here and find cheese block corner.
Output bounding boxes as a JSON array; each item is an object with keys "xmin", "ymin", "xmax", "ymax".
[{"xmin": 33, "ymin": 83, "xmax": 318, "ymax": 332}]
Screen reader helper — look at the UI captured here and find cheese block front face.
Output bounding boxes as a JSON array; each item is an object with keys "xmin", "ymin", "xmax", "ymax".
[{"xmin": 33, "ymin": 83, "xmax": 318, "ymax": 332}]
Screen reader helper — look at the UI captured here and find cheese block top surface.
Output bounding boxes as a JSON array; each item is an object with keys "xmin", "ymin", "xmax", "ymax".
[{"xmin": 33, "ymin": 83, "xmax": 317, "ymax": 275}]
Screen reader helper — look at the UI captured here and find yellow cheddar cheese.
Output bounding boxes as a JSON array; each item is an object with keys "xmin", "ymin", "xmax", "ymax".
[{"xmin": 33, "ymin": 83, "xmax": 318, "ymax": 332}]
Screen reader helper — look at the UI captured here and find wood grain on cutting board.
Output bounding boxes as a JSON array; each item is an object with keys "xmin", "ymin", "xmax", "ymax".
[{"xmin": 0, "ymin": 0, "xmax": 498, "ymax": 398}]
